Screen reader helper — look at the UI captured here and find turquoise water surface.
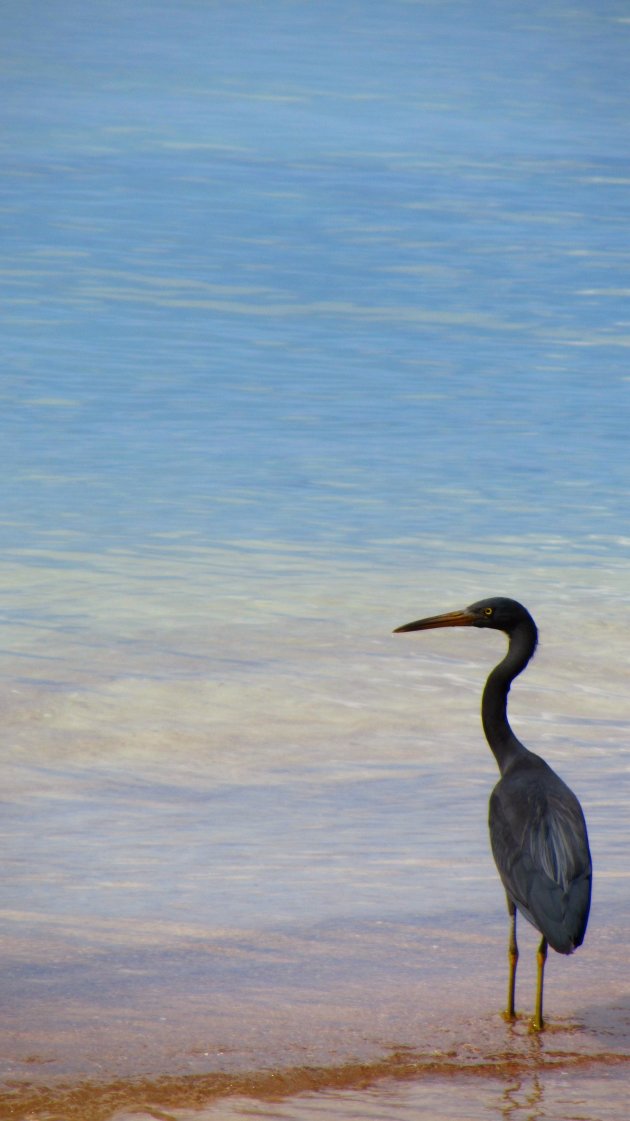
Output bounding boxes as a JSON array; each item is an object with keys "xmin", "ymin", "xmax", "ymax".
[{"xmin": 2, "ymin": 3, "xmax": 630, "ymax": 1119}]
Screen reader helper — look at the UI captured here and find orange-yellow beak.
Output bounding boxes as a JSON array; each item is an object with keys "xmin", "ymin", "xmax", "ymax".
[{"xmin": 393, "ymin": 608, "xmax": 476, "ymax": 634}]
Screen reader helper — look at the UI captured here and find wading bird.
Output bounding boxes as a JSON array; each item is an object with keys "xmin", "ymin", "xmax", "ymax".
[{"xmin": 394, "ymin": 597, "xmax": 592, "ymax": 1030}]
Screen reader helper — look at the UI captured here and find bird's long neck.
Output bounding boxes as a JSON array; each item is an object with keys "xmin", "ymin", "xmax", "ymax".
[{"xmin": 481, "ymin": 619, "xmax": 538, "ymax": 775}]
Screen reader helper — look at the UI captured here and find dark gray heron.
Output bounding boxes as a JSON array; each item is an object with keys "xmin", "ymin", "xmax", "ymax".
[{"xmin": 394, "ymin": 596, "xmax": 592, "ymax": 1030}]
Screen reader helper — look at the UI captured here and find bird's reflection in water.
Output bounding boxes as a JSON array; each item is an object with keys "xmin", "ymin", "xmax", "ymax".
[{"xmin": 499, "ymin": 1071, "xmax": 544, "ymax": 1121}]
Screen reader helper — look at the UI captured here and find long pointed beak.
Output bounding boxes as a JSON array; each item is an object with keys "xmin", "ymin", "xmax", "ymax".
[{"xmin": 393, "ymin": 608, "xmax": 476, "ymax": 634}]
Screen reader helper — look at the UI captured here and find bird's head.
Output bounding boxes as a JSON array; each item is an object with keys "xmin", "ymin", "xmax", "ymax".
[{"xmin": 394, "ymin": 596, "xmax": 537, "ymax": 639}]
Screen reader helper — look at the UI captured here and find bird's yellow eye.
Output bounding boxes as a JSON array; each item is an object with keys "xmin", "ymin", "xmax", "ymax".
[{"xmin": 484, "ymin": 607, "xmax": 493, "ymax": 616}]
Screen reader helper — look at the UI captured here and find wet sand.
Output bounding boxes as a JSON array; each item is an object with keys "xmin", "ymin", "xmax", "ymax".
[
  {"xmin": 3, "ymin": 902, "xmax": 629, "ymax": 1118},
  {"xmin": 4, "ymin": 1006, "xmax": 629, "ymax": 1120}
]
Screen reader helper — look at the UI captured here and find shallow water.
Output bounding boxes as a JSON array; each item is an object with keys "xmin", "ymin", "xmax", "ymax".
[
  {"xmin": 2, "ymin": 554, "xmax": 629, "ymax": 1117},
  {"xmin": 128, "ymin": 1071, "xmax": 630, "ymax": 1121},
  {"xmin": 3, "ymin": 1, "xmax": 630, "ymax": 1119}
]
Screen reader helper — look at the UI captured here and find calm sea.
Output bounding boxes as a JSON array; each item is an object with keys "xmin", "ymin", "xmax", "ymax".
[{"xmin": 2, "ymin": 2, "xmax": 630, "ymax": 1119}]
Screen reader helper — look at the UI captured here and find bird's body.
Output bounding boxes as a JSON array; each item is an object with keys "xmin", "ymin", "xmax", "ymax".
[
  {"xmin": 394, "ymin": 596, "xmax": 592, "ymax": 1029},
  {"xmin": 489, "ymin": 750, "xmax": 591, "ymax": 956}
]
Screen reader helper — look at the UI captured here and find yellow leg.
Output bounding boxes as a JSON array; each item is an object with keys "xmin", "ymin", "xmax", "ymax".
[
  {"xmin": 533, "ymin": 936, "xmax": 548, "ymax": 1031},
  {"xmin": 505, "ymin": 898, "xmax": 518, "ymax": 1021}
]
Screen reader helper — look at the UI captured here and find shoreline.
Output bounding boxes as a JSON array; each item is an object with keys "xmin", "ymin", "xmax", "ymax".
[{"xmin": 3, "ymin": 1045, "xmax": 630, "ymax": 1121}]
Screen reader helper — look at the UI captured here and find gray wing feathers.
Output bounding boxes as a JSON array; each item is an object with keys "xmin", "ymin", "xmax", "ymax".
[{"xmin": 489, "ymin": 758, "xmax": 592, "ymax": 954}]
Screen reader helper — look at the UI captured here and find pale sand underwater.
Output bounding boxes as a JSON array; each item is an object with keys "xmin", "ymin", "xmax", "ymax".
[{"xmin": 2, "ymin": 547, "xmax": 629, "ymax": 1119}]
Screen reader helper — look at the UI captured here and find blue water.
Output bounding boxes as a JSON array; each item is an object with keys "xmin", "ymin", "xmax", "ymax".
[
  {"xmin": 3, "ymin": 0, "xmax": 630, "ymax": 563},
  {"xmin": 2, "ymin": 3, "xmax": 630, "ymax": 1118}
]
